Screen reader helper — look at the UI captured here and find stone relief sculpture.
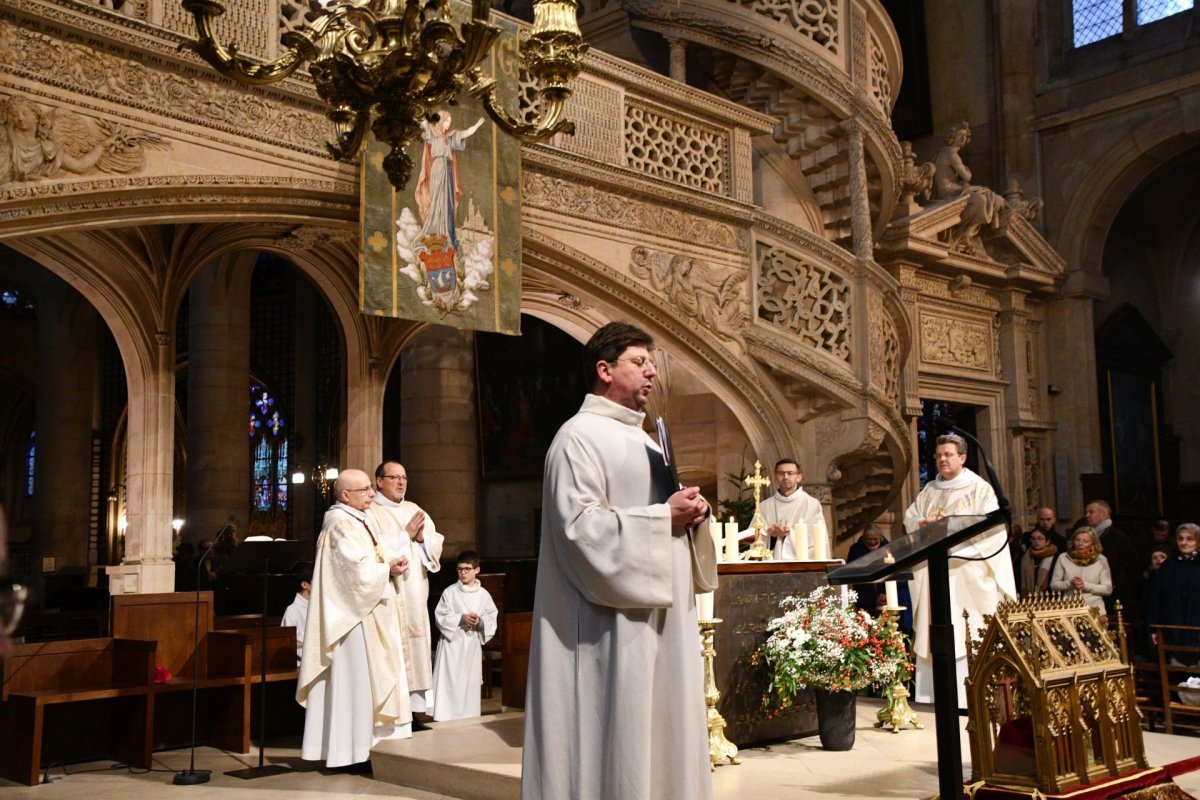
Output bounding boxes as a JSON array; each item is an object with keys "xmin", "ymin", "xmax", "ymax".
[
  {"xmin": 932, "ymin": 121, "xmax": 1007, "ymax": 255},
  {"xmin": 894, "ymin": 140, "xmax": 935, "ymax": 217},
  {"xmin": 629, "ymin": 246, "xmax": 747, "ymax": 341},
  {"xmin": 1004, "ymin": 178, "xmax": 1045, "ymax": 222},
  {"xmin": 0, "ymin": 95, "xmax": 165, "ymax": 186}
]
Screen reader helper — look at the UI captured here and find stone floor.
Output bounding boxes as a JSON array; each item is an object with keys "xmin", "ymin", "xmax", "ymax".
[{"xmin": 3, "ymin": 699, "xmax": 1197, "ymax": 800}]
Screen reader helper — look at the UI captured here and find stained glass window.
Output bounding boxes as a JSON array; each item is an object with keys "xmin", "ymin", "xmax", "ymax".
[
  {"xmin": 1138, "ymin": 0, "xmax": 1193, "ymax": 23},
  {"xmin": 249, "ymin": 383, "xmax": 288, "ymax": 513},
  {"xmin": 24, "ymin": 430, "xmax": 35, "ymax": 497}
]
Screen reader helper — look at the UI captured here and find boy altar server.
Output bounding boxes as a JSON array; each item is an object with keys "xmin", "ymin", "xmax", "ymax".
[{"xmin": 429, "ymin": 550, "xmax": 498, "ymax": 721}]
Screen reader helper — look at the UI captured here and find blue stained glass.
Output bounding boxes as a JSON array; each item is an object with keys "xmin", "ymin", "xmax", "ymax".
[
  {"xmin": 25, "ymin": 430, "xmax": 35, "ymax": 497},
  {"xmin": 247, "ymin": 383, "xmax": 288, "ymax": 515}
]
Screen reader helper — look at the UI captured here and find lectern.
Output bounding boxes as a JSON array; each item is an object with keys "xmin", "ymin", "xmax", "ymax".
[{"xmin": 826, "ymin": 512, "xmax": 1005, "ymax": 800}]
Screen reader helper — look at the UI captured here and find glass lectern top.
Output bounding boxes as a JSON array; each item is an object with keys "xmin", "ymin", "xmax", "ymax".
[{"xmin": 825, "ymin": 514, "xmax": 996, "ymax": 585}]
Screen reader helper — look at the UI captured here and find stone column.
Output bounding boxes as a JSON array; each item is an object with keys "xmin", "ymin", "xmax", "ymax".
[
  {"xmin": 846, "ymin": 122, "xmax": 873, "ymax": 261},
  {"xmin": 667, "ymin": 38, "xmax": 687, "ymax": 82},
  {"xmin": 109, "ymin": 327, "xmax": 177, "ymax": 594},
  {"xmin": 185, "ymin": 255, "xmax": 252, "ymax": 546},
  {"xmin": 399, "ymin": 326, "xmax": 478, "ymax": 555},
  {"xmin": 32, "ymin": 284, "xmax": 101, "ymax": 574},
  {"xmin": 1045, "ymin": 270, "xmax": 1107, "ymax": 517}
]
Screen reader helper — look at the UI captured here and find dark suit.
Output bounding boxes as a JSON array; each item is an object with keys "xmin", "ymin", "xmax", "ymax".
[{"xmin": 1098, "ymin": 523, "xmax": 1140, "ymax": 622}]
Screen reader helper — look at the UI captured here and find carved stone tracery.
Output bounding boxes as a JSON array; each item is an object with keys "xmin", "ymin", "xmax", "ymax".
[
  {"xmin": 869, "ymin": 292, "xmax": 900, "ymax": 402},
  {"xmin": 756, "ymin": 242, "xmax": 851, "ymax": 363},
  {"xmin": 727, "ymin": 0, "xmax": 840, "ymax": 57},
  {"xmin": 624, "ymin": 101, "xmax": 728, "ymax": 195}
]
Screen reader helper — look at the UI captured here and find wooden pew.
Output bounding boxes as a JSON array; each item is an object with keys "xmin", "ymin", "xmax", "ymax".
[
  {"xmin": 112, "ymin": 592, "xmax": 253, "ymax": 753},
  {"xmin": 0, "ymin": 637, "xmax": 156, "ymax": 786}
]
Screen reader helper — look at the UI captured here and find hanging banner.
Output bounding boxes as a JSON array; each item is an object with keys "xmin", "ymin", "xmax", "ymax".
[{"xmin": 361, "ymin": 3, "xmax": 522, "ymax": 335}]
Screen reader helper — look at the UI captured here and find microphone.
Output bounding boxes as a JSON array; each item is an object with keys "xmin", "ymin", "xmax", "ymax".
[
  {"xmin": 175, "ymin": 513, "xmax": 237, "ymax": 786},
  {"xmin": 932, "ymin": 417, "xmax": 1012, "ymax": 533}
]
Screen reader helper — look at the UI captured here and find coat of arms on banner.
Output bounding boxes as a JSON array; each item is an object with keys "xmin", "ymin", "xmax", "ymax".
[{"xmin": 361, "ymin": 3, "xmax": 522, "ymax": 336}]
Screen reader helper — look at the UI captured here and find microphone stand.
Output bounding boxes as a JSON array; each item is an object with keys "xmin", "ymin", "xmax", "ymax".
[{"xmin": 174, "ymin": 516, "xmax": 235, "ymax": 786}]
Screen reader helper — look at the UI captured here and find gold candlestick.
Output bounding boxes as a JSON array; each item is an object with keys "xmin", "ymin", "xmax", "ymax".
[
  {"xmin": 699, "ymin": 618, "xmax": 740, "ymax": 767},
  {"xmin": 874, "ymin": 606, "xmax": 922, "ymax": 734},
  {"xmin": 742, "ymin": 461, "xmax": 773, "ymax": 561}
]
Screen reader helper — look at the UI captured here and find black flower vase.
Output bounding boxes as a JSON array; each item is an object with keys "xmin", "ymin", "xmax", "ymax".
[{"xmin": 813, "ymin": 688, "xmax": 857, "ymax": 750}]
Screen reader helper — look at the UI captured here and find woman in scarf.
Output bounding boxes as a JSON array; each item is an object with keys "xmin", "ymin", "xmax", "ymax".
[
  {"xmin": 1050, "ymin": 526, "xmax": 1112, "ymax": 623},
  {"xmin": 1016, "ymin": 528, "xmax": 1059, "ymax": 596}
]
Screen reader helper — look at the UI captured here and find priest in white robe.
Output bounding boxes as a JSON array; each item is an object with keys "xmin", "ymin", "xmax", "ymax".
[
  {"xmin": 297, "ymin": 469, "xmax": 413, "ymax": 768},
  {"xmin": 738, "ymin": 458, "xmax": 827, "ymax": 560},
  {"xmin": 903, "ymin": 434, "xmax": 1015, "ymax": 707},
  {"xmin": 429, "ymin": 551, "xmax": 498, "ymax": 721},
  {"xmin": 372, "ymin": 461, "xmax": 444, "ymax": 715},
  {"xmin": 521, "ymin": 322, "xmax": 716, "ymax": 800}
]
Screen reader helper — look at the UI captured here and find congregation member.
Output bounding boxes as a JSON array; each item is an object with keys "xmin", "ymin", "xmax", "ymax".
[
  {"xmin": 904, "ymin": 433, "xmax": 1015, "ymax": 707},
  {"xmin": 738, "ymin": 458, "xmax": 827, "ymax": 559},
  {"xmin": 1013, "ymin": 507, "xmax": 1068, "ymax": 565},
  {"xmin": 297, "ymin": 469, "xmax": 413, "ymax": 769},
  {"xmin": 1138, "ymin": 518, "xmax": 1175, "ymax": 573},
  {"xmin": 373, "ymin": 460, "xmax": 444, "ymax": 724},
  {"xmin": 521, "ymin": 322, "xmax": 717, "ymax": 800},
  {"xmin": 1144, "ymin": 523, "xmax": 1200, "ymax": 657},
  {"xmin": 1016, "ymin": 528, "xmax": 1059, "ymax": 596},
  {"xmin": 1049, "ymin": 527, "xmax": 1112, "ymax": 622},
  {"xmin": 429, "ymin": 550, "xmax": 498, "ymax": 722},
  {"xmin": 1084, "ymin": 500, "xmax": 1140, "ymax": 622},
  {"xmin": 847, "ymin": 524, "xmax": 912, "ymax": 632}
]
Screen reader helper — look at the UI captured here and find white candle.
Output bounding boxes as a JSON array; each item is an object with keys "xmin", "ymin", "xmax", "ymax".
[
  {"xmin": 885, "ymin": 580, "xmax": 899, "ymax": 609},
  {"xmin": 793, "ymin": 522, "xmax": 809, "ymax": 561},
  {"xmin": 724, "ymin": 521, "xmax": 739, "ymax": 562},
  {"xmin": 709, "ymin": 519, "xmax": 722, "ymax": 553},
  {"xmin": 697, "ymin": 592, "xmax": 714, "ymax": 621},
  {"xmin": 839, "ymin": 584, "xmax": 849, "ymax": 606},
  {"xmin": 813, "ymin": 520, "xmax": 829, "ymax": 561}
]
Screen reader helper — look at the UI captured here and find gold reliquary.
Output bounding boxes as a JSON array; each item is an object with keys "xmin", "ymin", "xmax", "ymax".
[{"xmin": 964, "ymin": 593, "xmax": 1147, "ymax": 795}]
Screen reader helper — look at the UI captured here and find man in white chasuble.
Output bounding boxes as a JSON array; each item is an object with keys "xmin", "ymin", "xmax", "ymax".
[
  {"xmin": 373, "ymin": 461, "xmax": 444, "ymax": 723},
  {"xmin": 904, "ymin": 434, "xmax": 1015, "ymax": 707},
  {"xmin": 740, "ymin": 458, "xmax": 827, "ymax": 560},
  {"xmin": 521, "ymin": 322, "xmax": 715, "ymax": 800},
  {"xmin": 297, "ymin": 470, "xmax": 413, "ymax": 768}
]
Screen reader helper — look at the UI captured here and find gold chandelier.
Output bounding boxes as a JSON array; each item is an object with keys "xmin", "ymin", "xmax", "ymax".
[{"xmin": 182, "ymin": 0, "xmax": 586, "ymax": 190}]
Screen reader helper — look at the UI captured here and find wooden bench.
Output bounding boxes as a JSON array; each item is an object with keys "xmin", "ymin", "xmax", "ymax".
[
  {"xmin": 112, "ymin": 592, "xmax": 255, "ymax": 753},
  {"xmin": 0, "ymin": 637, "xmax": 156, "ymax": 786}
]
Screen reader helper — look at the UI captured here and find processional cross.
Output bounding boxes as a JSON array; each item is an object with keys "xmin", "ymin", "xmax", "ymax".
[{"xmin": 742, "ymin": 460, "xmax": 773, "ymax": 561}]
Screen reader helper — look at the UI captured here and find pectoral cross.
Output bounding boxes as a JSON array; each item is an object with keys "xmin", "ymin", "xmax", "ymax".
[{"xmin": 743, "ymin": 461, "xmax": 773, "ymax": 561}]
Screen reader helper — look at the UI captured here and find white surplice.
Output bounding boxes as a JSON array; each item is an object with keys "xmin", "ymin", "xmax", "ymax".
[
  {"xmin": 280, "ymin": 592, "xmax": 308, "ymax": 665},
  {"xmin": 429, "ymin": 580, "xmax": 498, "ymax": 721},
  {"xmin": 297, "ymin": 504, "xmax": 412, "ymax": 767},
  {"xmin": 738, "ymin": 489, "xmax": 826, "ymax": 560},
  {"xmin": 520, "ymin": 394, "xmax": 712, "ymax": 800},
  {"xmin": 903, "ymin": 468, "xmax": 1015, "ymax": 706},
  {"xmin": 372, "ymin": 493, "xmax": 444, "ymax": 711}
]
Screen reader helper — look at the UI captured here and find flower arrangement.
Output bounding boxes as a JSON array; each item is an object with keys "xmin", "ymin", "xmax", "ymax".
[{"xmin": 757, "ymin": 586, "xmax": 912, "ymax": 712}]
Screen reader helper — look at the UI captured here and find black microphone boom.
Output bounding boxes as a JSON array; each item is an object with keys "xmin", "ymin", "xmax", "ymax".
[{"xmin": 174, "ymin": 514, "xmax": 236, "ymax": 786}]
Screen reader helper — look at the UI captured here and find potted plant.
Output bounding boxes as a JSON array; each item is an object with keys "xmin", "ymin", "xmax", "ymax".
[{"xmin": 757, "ymin": 586, "xmax": 911, "ymax": 750}]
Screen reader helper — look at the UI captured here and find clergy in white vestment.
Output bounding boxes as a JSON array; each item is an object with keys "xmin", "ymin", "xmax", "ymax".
[
  {"xmin": 429, "ymin": 550, "xmax": 498, "ymax": 721},
  {"xmin": 372, "ymin": 461, "xmax": 445, "ymax": 714},
  {"xmin": 521, "ymin": 321, "xmax": 716, "ymax": 800},
  {"xmin": 737, "ymin": 458, "xmax": 827, "ymax": 560},
  {"xmin": 297, "ymin": 469, "xmax": 413, "ymax": 768},
  {"xmin": 903, "ymin": 434, "xmax": 1016, "ymax": 708}
]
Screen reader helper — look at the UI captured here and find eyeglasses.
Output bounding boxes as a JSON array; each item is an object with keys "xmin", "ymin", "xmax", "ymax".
[
  {"xmin": 1, "ymin": 579, "xmax": 28, "ymax": 636},
  {"xmin": 346, "ymin": 487, "xmax": 373, "ymax": 493},
  {"xmin": 456, "ymin": 566, "xmax": 478, "ymax": 572},
  {"xmin": 381, "ymin": 475, "xmax": 406, "ymax": 481},
  {"xmin": 611, "ymin": 356, "xmax": 656, "ymax": 371}
]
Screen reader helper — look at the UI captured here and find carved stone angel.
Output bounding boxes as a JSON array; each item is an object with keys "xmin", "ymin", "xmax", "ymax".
[
  {"xmin": 932, "ymin": 121, "xmax": 1008, "ymax": 255},
  {"xmin": 629, "ymin": 246, "xmax": 747, "ymax": 340},
  {"xmin": 1, "ymin": 95, "xmax": 165, "ymax": 186}
]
